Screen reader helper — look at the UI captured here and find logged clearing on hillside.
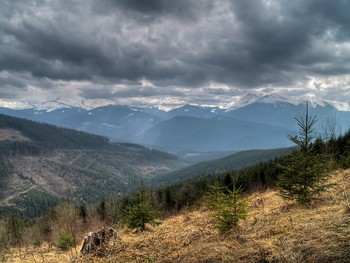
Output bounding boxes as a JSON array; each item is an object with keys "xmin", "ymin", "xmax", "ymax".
[
  {"xmin": 4, "ymin": 169, "xmax": 350, "ymax": 263},
  {"xmin": 0, "ymin": 129, "xmax": 29, "ymax": 142}
]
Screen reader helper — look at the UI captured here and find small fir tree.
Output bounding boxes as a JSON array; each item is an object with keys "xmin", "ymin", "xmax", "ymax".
[
  {"xmin": 97, "ymin": 200, "xmax": 106, "ymax": 222},
  {"xmin": 123, "ymin": 183, "xmax": 156, "ymax": 231},
  {"xmin": 79, "ymin": 203, "xmax": 88, "ymax": 224},
  {"xmin": 56, "ymin": 230, "xmax": 76, "ymax": 251},
  {"xmin": 207, "ymin": 183, "xmax": 248, "ymax": 233},
  {"xmin": 277, "ymin": 103, "xmax": 331, "ymax": 204},
  {"xmin": 5, "ymin": 215, "xmax": 24, "ymax": 246}
]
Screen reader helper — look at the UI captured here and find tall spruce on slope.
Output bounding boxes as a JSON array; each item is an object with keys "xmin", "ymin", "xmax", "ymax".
[{"xmin": 277, "ymin": 103, "xmax": 331, "ymax": 204}]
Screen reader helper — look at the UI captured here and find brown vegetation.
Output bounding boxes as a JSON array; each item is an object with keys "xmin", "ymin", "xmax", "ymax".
[{"xmin": 3, "ymin": 169, "xmax": 349, "ymax": 263}]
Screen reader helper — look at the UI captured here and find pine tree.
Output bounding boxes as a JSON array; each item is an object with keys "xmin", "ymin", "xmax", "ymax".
[
  {"xmin": 207, "ymin": 183, "xmax": 248, "ymax": 233},
  {"xmin": 277, "ymin": 103, "xmax": 331, "ymax": 204},
  {"xmin": 123, "ymin": 183, "xmax": 156, "ymax": 231},
  {"xmin": 79, "ymin": 203, "xmax": 88, "ymax": 224},
  {"xmin": 5, "ymin": 215, "xmax": 24, "ymax": 246},
  {"xmin": 97, "ymin": 200, "xmax": 106, "ymax": 222}
]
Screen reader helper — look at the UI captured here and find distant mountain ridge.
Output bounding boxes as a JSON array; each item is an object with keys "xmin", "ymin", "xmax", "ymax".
[
  {"xmin": 1, "ymin": 92, "xmax": 349, "ymax": 153},
  {"xmin": 13, "ymin": 91, "xmax": 350, "ymax": 112}
]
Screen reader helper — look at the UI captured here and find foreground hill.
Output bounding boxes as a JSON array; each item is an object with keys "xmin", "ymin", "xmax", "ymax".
[
  {"xmin": 4, "ymin": 169, "xmax": 350, "ymax": 262},
  {"xmin": 0, "ymin": 114, "xmax": 186, "ymax": 217}
]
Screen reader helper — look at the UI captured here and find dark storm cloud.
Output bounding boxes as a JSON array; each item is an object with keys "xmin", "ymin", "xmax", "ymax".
[
  {"xmin": 80, "ymin": 84, "xmax": 185, "ymax": 100},
  {"xmin": 0, "ymin": 75, "xmax": 26, "ymax": 89},
  {"xmin": 308, "ymin": 0, "xmax": 350, "ymax": 39},
  {"xmin": 0, "ymin": 0, "xmax": 188, "ymax": 84},
  {"xmin": 0, "ymin": 0, "xmax": 350, "ymax": 103},
  {"xmin": 192, "ymin": 0, "xmax": 350, "ymax": 88},
  {"xmin": 116, "ymin": 0, "xmax": 193, "ymax": 14},
  {"xmin": 0, "ymin": 73, "xmax": 28, "ymax": 99},
  {"xmin": 1, "ymin": 12, "xmax": 114, "ymax": 80},
  {"xmin": 93, "ymin": 0, "xmax": 209, "ymax": 22}
]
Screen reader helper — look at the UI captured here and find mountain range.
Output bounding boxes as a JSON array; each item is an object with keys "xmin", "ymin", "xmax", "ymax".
[{"xmin": 1, "ymin": 92, "xmax": 349, "ymax": 153}]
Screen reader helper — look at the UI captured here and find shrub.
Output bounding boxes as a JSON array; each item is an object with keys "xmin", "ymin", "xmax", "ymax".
[
  {"xmin": 5, "ymin": 216, "xmax": 24, "ymax": 246},
  {"xmin": 207, "ymin": 183, "xmax": 248, "ymax": 233},
  {"xmin": 33, "ymin": 239, "xmax": 43, "ymax": 247},
  {"xmin": 122, "ymin": 185, "xmax": 157, "ymax": 231},
  {"xmin": 56, "ymin": 231, "xmax": 76, "ymax": 251}
]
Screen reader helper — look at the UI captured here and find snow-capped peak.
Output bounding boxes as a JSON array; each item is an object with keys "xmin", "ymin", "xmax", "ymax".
[
  {"xmin": 25, "ymin": 93, "xmax": 350, "ymax": 113},
  {"xmin": 32, "ymin": 97, "xmax": 114, "ymax": 112},
  {"xmin": 225, "ymin": 91, "xmax": 348, "ymax": 111},
  {"xmin": 225, "ymin": 90, "xmax": 295, "ymax": 110},
  {"xmin": 225, "ymin": 90, "xmax": 265, "ymax": 109},
  {"xmin": 257, "ymin": 93, "xmax": 295, "ymax": 105},
  {"xmin": 33, "ymin": 99, "xmax": 74, "ymax": 112},
  {"xmin": 291, "ymin": 93, "xmax": 323, "ymax": 107},
  {"xmin": 324, "ymin": 100, "xmax": 350, "ymax": 111}
]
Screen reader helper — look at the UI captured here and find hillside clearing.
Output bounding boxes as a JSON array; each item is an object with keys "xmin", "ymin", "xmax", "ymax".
[
  {"xmin": 0, "ymin": 129, "xmax": 29, "ymax": 142},
  {"xmin": 3, "ymin": 169, "xmax": 350, "ymax": 262}
]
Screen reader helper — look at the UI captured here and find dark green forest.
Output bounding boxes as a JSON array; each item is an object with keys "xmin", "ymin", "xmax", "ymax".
[{"xmin": 0, "ymin": 113, "xmax": 109, "ymax": 155}]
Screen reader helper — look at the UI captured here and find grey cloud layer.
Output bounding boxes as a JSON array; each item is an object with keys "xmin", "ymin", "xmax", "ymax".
[{"xmin": 0, "ymin": 0, "xmax": 350, "ymax": 103}]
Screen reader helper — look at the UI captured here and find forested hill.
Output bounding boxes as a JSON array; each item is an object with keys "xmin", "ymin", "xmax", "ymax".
[
  {"xmin": 152, "ymin": 147, "xmax": 292, "ymax": 185},
  {"xmin": 0, "ymin": 114, "xmax": 186, "ymax": 218},
  {"xmin": 0, "ymin": 113, "xmax": 179, "ymax": 158},
  {"xmin": 0, "ymin": 113, "xmax": 110, "ymax": 154}
]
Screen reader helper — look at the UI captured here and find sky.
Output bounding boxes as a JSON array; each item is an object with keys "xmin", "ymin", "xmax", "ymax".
[{"xmin": 1, "ymin": 0, "xmax": 350, "ymax": 109}]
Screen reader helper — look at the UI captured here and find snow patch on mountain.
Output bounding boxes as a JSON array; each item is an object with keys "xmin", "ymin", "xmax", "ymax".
[
  {"xmin": 32, "ymin": 98, "xmax": 114, "ymax": 112},
  {"xmin": 225, "ymin": 90, "xmax": 265, "ymax": 109},
  {"xmin": 28, "ymin": 92, "xmax": 350, "ymax": 113},
  {"xmin": 225, "ymin": 91, "xmax": 349, "ymax": 111}
]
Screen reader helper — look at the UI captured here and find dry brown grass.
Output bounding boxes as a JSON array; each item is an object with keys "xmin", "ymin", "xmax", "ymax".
[
  {"xmin": 2, "ymin": 244, "xmax": 74, "ymax": 263},
  {"xmin": 4, "ymin": 169, "xmax": 350, "ymax": 263}
]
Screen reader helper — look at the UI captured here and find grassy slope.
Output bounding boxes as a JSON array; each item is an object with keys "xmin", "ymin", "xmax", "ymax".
[{"xmin": 5, "ymin": 169, "xmax": 350, "ymax": 262}]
